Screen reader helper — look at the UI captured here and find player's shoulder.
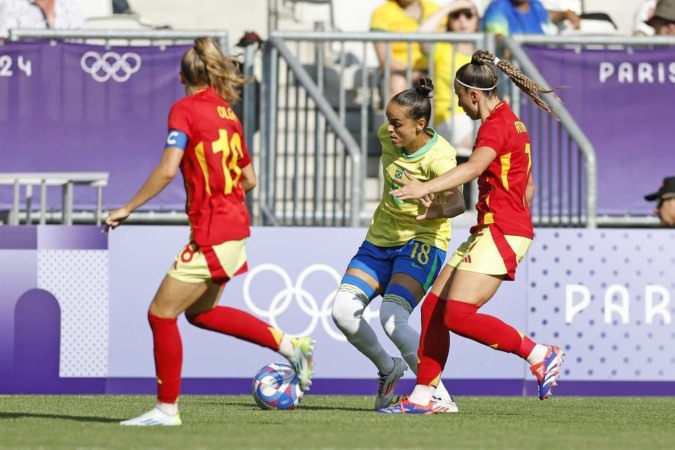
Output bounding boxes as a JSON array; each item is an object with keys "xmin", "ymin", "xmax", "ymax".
[{"xmin": 169, "ymin": 94, "xmax": 194, "ymax": 113}]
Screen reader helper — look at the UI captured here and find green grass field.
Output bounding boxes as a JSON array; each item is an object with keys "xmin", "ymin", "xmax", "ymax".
[{"xmin": 2, "ymin": 395, "xmax": 674, "ymax": 449}]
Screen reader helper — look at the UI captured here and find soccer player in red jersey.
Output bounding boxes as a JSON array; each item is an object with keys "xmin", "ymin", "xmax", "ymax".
[
  {"xmin": 105, "ymin": 37, "xmax": 314, "ymax": 426},
  {"xmin": 380, "ymin": 50, "xmax": 563, "ymax": 414}
]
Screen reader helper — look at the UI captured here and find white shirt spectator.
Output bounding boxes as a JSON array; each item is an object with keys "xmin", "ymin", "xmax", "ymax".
[
  {"xmin": 633, "ymin": 0, "xmax": 658, "ymax": 36},
  {"xmin": 0, "ymin": 0, "xmax": 84, "ymax": 37}
]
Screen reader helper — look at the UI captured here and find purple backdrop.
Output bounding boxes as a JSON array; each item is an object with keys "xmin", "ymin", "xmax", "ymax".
[
  {"xmin": 524, "ymin": 46, "xmax": 675, "ymax": 216},
  {"xmin": 0, "ymin": 41, "xmax": 190, "ymax": 210},
  {"xmin": 1, "ymin": 226, "xmax": 673, "ymax": 396}
]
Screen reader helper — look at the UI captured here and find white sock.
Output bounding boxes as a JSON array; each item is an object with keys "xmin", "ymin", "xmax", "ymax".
[
  {"xmin": 526, "ymin": 344, "xmax": 549, "ymax": 365},
  {"xmin": 380, "ymin": 300, "xmax": 453, "ymax": 400},
  {"xmin": 408, "ymin": 385, "xmax": 435, "ymax": 406},
  {"xmin": 156, "ymin": 402, "xmax": 178, "ymax": 416},
  {"xmin": 278, "ymin": 334, "xmax": 294, "ymax": 359},
  {"xmin": 332, "ymin": 290, "xmax": 394, "ymax": 374}
]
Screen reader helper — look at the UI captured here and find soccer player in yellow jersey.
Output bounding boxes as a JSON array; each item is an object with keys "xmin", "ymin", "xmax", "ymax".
[{"xmin": 331, "ymin": 78, "xmax": 465, "ymax": 413}]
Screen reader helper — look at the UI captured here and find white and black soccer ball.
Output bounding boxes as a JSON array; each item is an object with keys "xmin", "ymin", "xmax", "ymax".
[{"xmin": 252, "ymin": 362, "xmax": 304, "ymax": 410}]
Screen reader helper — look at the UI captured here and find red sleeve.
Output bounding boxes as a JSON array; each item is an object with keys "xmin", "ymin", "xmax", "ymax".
[
  {"xmin": 237, "ymin": 120, "xmax": 251, "ymax": 168},
  {"xmin": 475, "ymin": 119, "xmax": 508, "ymax": 155},
  {"xmin": 167, "ymin": 100, "xmax": 191, "ymax": 137}
]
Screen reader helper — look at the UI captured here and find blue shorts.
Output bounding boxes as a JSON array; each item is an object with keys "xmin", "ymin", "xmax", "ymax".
[{"xmin": 343, "ymin": 240, "xmax": 446, "ymax": 305}]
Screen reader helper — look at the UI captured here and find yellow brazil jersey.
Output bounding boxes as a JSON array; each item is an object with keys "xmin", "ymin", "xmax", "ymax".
[
  {"xmin": 370, "ymin": 0, "xmax": 444, "ymax": 71},
  {"xmin": 366, "ymin": 123, "xmax": 457, "ymax": 251},
  {"xmin": 432, "ymin": 43, "xmax": 472, "ymax": 125}
]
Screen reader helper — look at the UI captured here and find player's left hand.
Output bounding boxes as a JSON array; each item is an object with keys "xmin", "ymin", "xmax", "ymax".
[
  {"xmin": 416, "ymin": 194, "xmax": 444, "ymax": 221},
  {"xmin": 105, "ymin": 206, "xmax": 131, "ymax": 233},
  {"xmin": 390, "ymin": 170, "xmax": 429, "ymax": 200}
]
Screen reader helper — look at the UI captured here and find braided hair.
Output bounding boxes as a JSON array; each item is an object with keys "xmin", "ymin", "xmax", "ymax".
[{"xmin": 456, "ymin": 50, "xmax": 560, "ymax": 119}]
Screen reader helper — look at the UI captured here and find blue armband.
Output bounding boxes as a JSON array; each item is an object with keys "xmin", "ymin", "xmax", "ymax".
[{"xmin": 165, "ymin": 129, "xmax": 188, "ymax": 150}]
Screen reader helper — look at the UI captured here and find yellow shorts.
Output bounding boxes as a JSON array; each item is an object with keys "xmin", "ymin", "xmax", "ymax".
[
  {"xmin": 167, "ymin": 239, "xmax": 248, "ymax": 285},
  {"xmin": 448, "ymin": 226, "xmax": 532, "ymax": 281}
]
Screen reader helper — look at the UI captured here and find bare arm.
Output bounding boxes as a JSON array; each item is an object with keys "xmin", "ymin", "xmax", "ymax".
[
  {"xmin": 416, "ymin": 187, "xmax": 466, "ymax": 221},
  {"xmin": 105, "ymin": 147, "xmax": 183, "ymax": 230},
  {"xmin": 392, "ymin": 146, "xmax": 497, "ymax": 199},
  {"xmin": 373, "ymin": 42, "xmax": 408, "ymax": 72},
  {"xmin": 441, "ymin": 187, "xmax": 466, "ymax": 218},
  {"xmin": 417, "ymin": 4, "xmax": 451, "ymax": 53},
  {"xmin": 240, "ymin": 163, "xmax": 257, "ymax": 194}
]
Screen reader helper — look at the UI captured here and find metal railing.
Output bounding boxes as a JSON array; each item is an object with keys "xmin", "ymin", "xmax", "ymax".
[
  {"xmin": 258, "ymin": 31, "xmax": 605, "ymax": 228},
  {"xmin": 261, "ymin": 34, "xmax": 363, "ymax": 226},
  {"xmin": 0, "ymin": 173, "xmax": 108, "ymax": 225}
]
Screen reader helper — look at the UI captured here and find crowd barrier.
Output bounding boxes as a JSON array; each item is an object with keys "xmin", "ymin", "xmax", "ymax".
[
  {"xmin": 1, "ymin": 226, "xmax": 673, "ymax": 396},
  {"xmin": 2, "ymin": 32, "xmax": 674, "ymax": 227}
]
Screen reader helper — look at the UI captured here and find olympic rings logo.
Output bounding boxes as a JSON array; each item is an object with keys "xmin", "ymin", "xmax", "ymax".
[
  {"xmin": 80, "ymin": 51, "xmax": 142, "ymax": 83},
  {"xmin": 243, "ymin": 264, "xmax": 379, "ymax": 341}
]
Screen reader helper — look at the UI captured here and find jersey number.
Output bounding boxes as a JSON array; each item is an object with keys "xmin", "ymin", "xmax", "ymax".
[{"xmin": 195, "ymin": 129, "xmax": 243, "ymax": 195}]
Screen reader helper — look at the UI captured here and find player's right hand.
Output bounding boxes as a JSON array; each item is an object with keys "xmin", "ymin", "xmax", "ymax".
[{"xmin": 105, "ymin": 206, "xmax": 131, "ymax": 233}]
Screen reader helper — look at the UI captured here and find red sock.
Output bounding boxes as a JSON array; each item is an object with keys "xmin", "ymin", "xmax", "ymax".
[
  {"xmin": 148, "ymin": 312, "xmax": 182, "ymax": 403},
  {"xmin": 186, "ymin": 306, "xmax": 283, "ymax": 350},
  {"xmin": 417, "ymin": 293, "xmax": 450, "ymax": 386},
  {"xmin": 444, "ymin": 300, "xmax": 535, "ymax": 359}
]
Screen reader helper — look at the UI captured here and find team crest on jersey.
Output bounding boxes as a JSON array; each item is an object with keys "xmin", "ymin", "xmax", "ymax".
[{"xmin": 394, "ymin": 168, "xmax": 403, "ymax": 179}]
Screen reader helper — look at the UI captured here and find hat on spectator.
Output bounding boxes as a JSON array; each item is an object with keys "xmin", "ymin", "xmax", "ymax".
[
  {"xmin": 644, "ymin": 176, "xmax": 675, "ymax": 201},
  {"xmin": 646, "ymin": 0, "xmax": 675, "ymax": 26},
  {"xmin": 446, "ymin": 0, "xmax": 482, "ymax": 16}
]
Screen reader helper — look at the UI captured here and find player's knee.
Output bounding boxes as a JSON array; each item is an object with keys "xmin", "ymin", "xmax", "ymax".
[
  {"xmin": 185, "ymin": 311, "xmax": 203, "ymax": 326},
  {"xmin": 331, "ymin": 289, "xmax": 367, "ymax": 331},
  {"xmin": 379, "ymin": 299, "xmax": 411, "ymax": 339},
  {"xmin": 443, "ymin": 300, "xmax": 477, "ymax": 332}
]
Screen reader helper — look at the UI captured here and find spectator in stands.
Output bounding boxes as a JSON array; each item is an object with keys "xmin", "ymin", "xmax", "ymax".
[
  {"xmin": 370, "ymin": 0, "xmax": 445, "ymax": 100},
  {"xmin": 645, "ymin": 0, "xmax": 675, "ymax": 35},
  {"xmin": 0, "ymin": 0, "xmax": 84, "ymax": 37},
  {"xmin": 645, "ymin": 176, "xmax": 675, "ymax": 226},
  {"xmin": 482, "ymin": 0, "xmax": 551, "ymax": 37},
  {"xmin": 419, "ymin": 0, "xmax": 480, "ymax": 156},
  {"xmin": 540, "ymin": 0, "xmax": 580, "ymax": 32},
  {"xmin": 634, "ymin": 0, "xmax": 659, "ymax": 36}
]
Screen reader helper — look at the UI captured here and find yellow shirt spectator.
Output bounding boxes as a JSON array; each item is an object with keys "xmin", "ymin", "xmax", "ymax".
[
  {"xmin": 432, "ymin": 43, "xmax": 472, "ymax": 125},
  {"xmin": 370, "ymin": 0, "xmax": 444, "ymax": 71}
]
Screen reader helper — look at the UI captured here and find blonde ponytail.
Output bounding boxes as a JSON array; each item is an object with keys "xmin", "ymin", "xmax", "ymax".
[{"xmin": 180, "ymin": 37, "xmax": 249, "ymax": 105}]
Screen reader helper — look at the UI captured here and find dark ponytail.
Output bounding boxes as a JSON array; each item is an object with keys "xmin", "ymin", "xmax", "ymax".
[{"xmin": 390, "ymin": 77, "xmax": 434, "ymax": 126}]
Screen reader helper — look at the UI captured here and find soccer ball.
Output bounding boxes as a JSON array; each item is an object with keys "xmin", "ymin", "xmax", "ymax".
[{"xmin": 251, "ymin": 362, "xmax": 304, "ymax": 410}]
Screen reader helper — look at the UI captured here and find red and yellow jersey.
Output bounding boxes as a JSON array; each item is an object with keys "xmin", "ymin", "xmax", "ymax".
[
  {"xmin": 168, "ymin": 87, "xmax": 251, "ymax": 246},
  {"xmin": 472, "ymin": 102, "xmax": 533, "ymax": 238}
]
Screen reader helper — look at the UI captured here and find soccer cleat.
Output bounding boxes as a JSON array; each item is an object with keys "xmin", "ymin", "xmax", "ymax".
[
  {"xmin": 378, "ymin": 397, "xmax": 434, "ymax": 415},
  {"xmin": 431, "ymin": 395, "xmax": 459, "ymax": 413},
  {"xmin": 530, "ymin": 345, "xmax": 564, "ymax": 400},
  {"xmin": 374, "ymin": 357, "xmax": 408, "ymax": 411},
  {"xmin": 288, "ymin": 336, "xmax": 315, "ymax": 392},
  {"xmin": 120, "ymin": 407, "xmax": 182, "ymax": 426}
]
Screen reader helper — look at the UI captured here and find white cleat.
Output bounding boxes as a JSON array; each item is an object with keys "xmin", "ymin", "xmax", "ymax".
[
  {"xmin": 431, "ymin": 395, "xmax": 459, "ymax": 413},
  {"xmin": 288, "ymin": 336, "xmax": 315, "ymax": 392},
  {"xmin": 120, "ymin": 407, "xmax": 182, "ymax": 426},
  {"xmin": 374, "ymin": 357, "xmax": 408, "ymax": 411}
]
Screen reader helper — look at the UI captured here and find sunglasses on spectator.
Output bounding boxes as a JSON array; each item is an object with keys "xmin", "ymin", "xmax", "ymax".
[
  {"xmin": 657, "ymin": 197, "xmax": 675, "ymax": 209},
  {"xmin": 450, "ymin": 9, "xmax": 475, "ymax": 20}
]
